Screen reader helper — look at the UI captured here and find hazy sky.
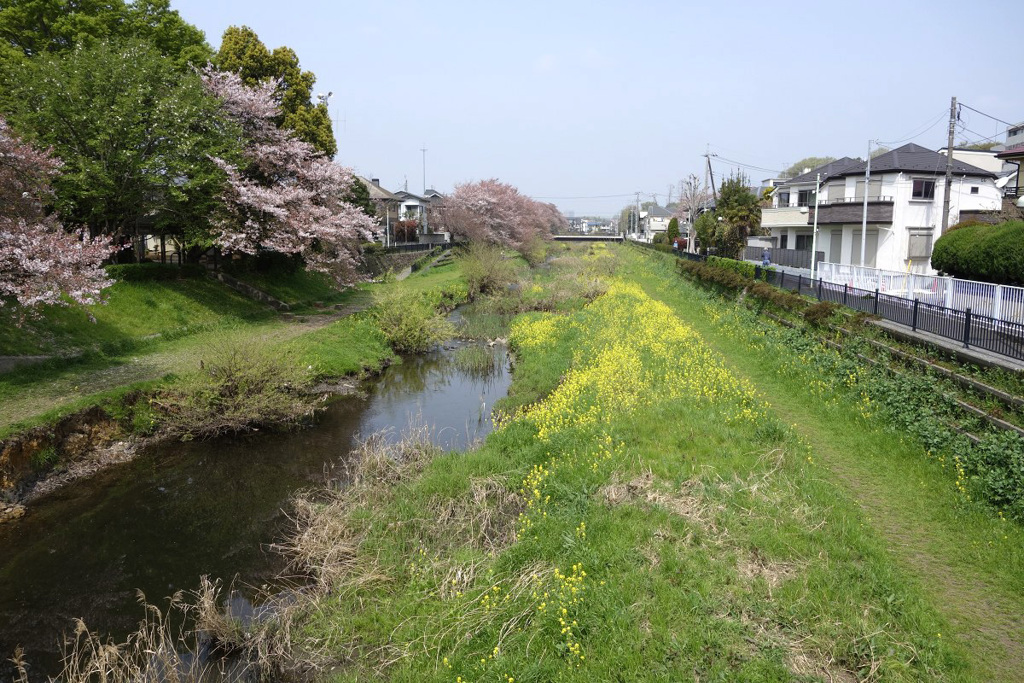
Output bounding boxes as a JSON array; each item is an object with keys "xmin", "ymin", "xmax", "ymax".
[{"xmin": 173, "ymin": 0, "xmax": 1021, "ymax": 217}]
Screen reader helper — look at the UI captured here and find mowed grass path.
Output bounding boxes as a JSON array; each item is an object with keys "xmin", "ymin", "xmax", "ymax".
[{"xmin": 624, "ymin": 247, "xmax": 1024, "ymax": 681}]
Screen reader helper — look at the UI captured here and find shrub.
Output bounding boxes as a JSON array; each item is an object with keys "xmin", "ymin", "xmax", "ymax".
[
  {"xmin": 152, "ymin": 337, "xmax": 317, "ymax": 440},
  {"xmin": 931, "ymin": 220, "xmax": 1024, "ymax": 284},
  {"xmin": 519, "ymin": 235, "xmax": 550, "ymax": 267},
  {"xmin": 372, "ymin": 288, "xmax": 455, "ymax": 353},
  {"xmin": 460, "ymin": 242, "xmax": 516, "ymax": 298},
  {"xmin": 803, "ymin": 300, "xmax": 839, "ymax": 328},
  {"xmin": 652, "ymin": 232, "xmax": 669, "ymax": 245},
  {"xmin": 707, "ymin": 255, "xmax": 763, "ymax": 280}
]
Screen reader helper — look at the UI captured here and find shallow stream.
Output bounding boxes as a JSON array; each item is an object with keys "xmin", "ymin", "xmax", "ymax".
[{"xmin": 0, "ymin": 336, "xmax": 511, "ymax": 680}]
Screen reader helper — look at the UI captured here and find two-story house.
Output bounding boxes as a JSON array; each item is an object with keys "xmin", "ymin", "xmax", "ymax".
[
  {"xmin": 763, "ymin": 144, "xmax": 1000, "ymax": 274},
  {"xmin": 762, "ymin": 157, "xmax": 862, "ymax": 253}
]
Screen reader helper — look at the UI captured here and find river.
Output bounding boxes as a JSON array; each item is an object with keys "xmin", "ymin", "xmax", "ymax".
[{"xmin": 0, "ymin": 338, "xmax": 512, "ymax": 680}]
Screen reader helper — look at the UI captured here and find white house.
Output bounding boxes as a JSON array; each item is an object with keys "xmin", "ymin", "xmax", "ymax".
[
  {"xmin": 762, "ymin": 157, "xmax": 862, "ymax": 253},
  {"xmin": 642, "ymin": 205, "xmax": 673, "ymax": 242},
  {"xmin": 762, "ymin": 144, "xmax": 1000, "ymax": 274}
]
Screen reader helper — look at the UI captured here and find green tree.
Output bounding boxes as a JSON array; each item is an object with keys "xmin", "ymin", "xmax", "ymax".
[
  {"xmin": 216, "ymin": 25, "xmax": 336, "ymax": 157},
  {"xmin": 345, "ymin": 176, "xmax": 374, "ymax": 217},
  {"xmin": 713, "ymin": 173, "xmax": 761, "ymax": 259},
  {"xmin": 693, "ymin": 211, "xmax": 716, "ymax": 255},
  {"xmin": 783, "ymin": 156, "xmax": 835, "ymax": 179},
  {"xmin": 4, "ymin": 39, "xmax": 239, "ymax": 246},
  {"xmin": 0, "ymin": 0, "xmax": 210, "ymax": 73},
  {"xmin": 667, "ymin": 217, "xmax": 680, "ymax": 241}
]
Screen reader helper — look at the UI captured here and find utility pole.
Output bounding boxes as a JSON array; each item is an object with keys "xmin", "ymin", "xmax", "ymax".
[
  {"xmin": 810, "ymin": 173, "xmax": 821, "ymax": 280},
  {"xmin": 704, "ymin": 145, "xmax": 718, "ymax": 202},
  {"xmin": 420, "ymin": 146, "xmax": 427, "ymax": 194},
  {"xmin": 941, "ymin": 96, "xmax": 958, "ymax": 236},
  {"xmin": 635, "ymin": 191, "xmax": 642, "ymax": 239},
  {"xmin": 666, "ymin": 184, "xmax": 673, "ymax": 207},
  {"xmin": 860, "ymin": 139, "xmax": 873, "ymax": 268},
  {"xmin": 420, "ymin": 146, "xmax": 428, "ymax": 235}
]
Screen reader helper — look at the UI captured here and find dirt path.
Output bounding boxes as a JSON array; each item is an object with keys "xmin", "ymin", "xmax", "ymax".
[{"xmin": 0, "ymin": 306, "xmax": 369, "ymax": 431}]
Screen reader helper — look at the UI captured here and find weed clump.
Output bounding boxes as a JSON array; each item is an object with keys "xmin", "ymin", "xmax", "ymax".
[
  {"xmin": 151, "ymin": 337, "xmax": 317, "ymax": 440},
  {"xmin": 460, "ymin": 242, "xmax": 517, "ymax": 299},
  {"xmin": 372, "ymin": 288, "xmax": 455, "ymax": 353},
  {"xmin": 803, "ymin": 301, "xmax": 839, "ymax": 328}
]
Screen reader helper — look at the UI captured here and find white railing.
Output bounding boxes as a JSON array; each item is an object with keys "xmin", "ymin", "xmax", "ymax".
[{"xmin": 817, "ymin": 262, "xmax": 1024, "ymax": 323}]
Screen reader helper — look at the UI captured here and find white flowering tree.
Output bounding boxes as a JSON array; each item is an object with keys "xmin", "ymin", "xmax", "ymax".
[
  {"xmin": 202, "ymin": 69, "xmax": 374, "ymax": 286},
  {"xmin": 0, "ymin": 118, "xmax": 113, "ymax": 310}
]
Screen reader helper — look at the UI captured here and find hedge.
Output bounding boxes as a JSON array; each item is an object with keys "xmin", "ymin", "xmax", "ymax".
[{"xmin": 932, "ymin": 220, "xmax": 1024, "ymax": 285}]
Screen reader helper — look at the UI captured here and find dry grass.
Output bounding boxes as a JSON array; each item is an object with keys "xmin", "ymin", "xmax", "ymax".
[
  {"xmin": 429, "ymin": 476, "xmax": 523, "ymax": 552},
  {"xmin": 55, "ymin": 591, "xmax": 220, "ymax": 683}
]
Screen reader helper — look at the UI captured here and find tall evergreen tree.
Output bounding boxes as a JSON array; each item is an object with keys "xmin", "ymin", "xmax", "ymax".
[{"xmin": 215, "ymin": 25, "xmax": 336, "ymax": 157}]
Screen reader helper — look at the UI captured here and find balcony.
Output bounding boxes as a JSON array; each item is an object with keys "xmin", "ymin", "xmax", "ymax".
[
  {"xmin": 809, "ymin": 196, "xmax": 894, "ymax": 224},
  {"xmin": 761, "ymin": 205, "xmax": 809, "ymax": 228}
]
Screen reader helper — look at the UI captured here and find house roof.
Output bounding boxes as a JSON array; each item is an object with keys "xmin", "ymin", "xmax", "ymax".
[
  {"xmin": 785, "ymin": 157, "xmax": 862, "ymax": 185},
  {"xmin": 394, "ymin": 190, "xmax": 426, "ymax": 201},
  {"xmin": 357, "ymin": 176, "xmax": 398, "ymax": 201},
  {"xmin": 827, "ymin": 143, "xmax": 995, "ymax": 179},
  {"xmin": 647, "ymin": 204, "xmax": 673, "ymax": 218},
  {"xmin": 997, "ymin": 142, "xmax": 1024, "ymax": 159}
]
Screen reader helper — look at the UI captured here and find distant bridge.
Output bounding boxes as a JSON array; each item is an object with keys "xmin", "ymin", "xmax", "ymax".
[{"xmin": 552, "ymin": 234, "xmax": 624, "ymax": 242}]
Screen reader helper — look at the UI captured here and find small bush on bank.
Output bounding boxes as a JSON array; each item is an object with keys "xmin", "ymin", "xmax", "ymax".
[
  {"xmin": 803, "ymin": 300, "xmax": 839, "ymax": 328},
  {"xmin": 372, "ymin": 288, "xmax": 455, "ymax": 353},
  {"xmin": 932, "ymin": 220, "xmax": 1024, "ymax": 284},
  {"xmin": 151, "ymin": 338, "xmax": 317, "ymax": 440},
  {"xmin": 460, "ymin": 242, "xmax": 517, "ymax": 298}
]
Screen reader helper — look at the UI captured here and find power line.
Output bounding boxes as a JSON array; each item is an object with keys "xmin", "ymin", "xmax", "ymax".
[
  {"xmin": 959, "ymin": 102, "xmax": 1016, "ymax": 129},
  {"xmin": 709, "ymin": 155, "xmax": 779, "ymax": 175},
  {"xmin": 876, "ymin": 110, "xmax": 948, "ymax": 146}
]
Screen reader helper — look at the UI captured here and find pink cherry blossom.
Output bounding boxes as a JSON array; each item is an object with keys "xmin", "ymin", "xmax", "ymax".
[{"xmin": 202, "ymin": 69, "xmax": 373, "ymax": 286}]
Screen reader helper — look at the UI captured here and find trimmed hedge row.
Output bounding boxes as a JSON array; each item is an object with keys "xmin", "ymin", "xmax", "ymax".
[
  {"xmin": 676, "ymin": 258, "xmax": 804, "ymax": 312},
  {"xmin": 932, "ymin": 221, "xmax": 1024, "ymax": 285}
]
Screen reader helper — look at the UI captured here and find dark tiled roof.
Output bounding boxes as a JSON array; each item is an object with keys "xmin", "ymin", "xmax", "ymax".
[
  {"xmin": 786, "ymin": 157, "xmax": 862, "ymax": 185},
  {"xmin": 647, "ymin": 205, "xmax": 673, "ymax": 218},
  {"xmin": 827, "ymin": 143, "xmax": 995, "ymax": 179}
]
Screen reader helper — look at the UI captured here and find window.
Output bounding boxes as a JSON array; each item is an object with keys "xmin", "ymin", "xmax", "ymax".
[
  {"xmin": 827, "ymin": 183, "xmax": 845, "ymax": 203},
  {"xmin": 970, "ymin": 186, "xmax": 979, "ymax": 195},
  {"xmin": 855, "ymin": 179, "xmax": 882, "ymax": 200},
  {"xmin": 795, "ymin": 234, "xmax": 814, "ymax": 251},
  {"xmin": 797, "ymin": 189, "xmax": 816, "ymax": 206},
  {"xmin": 912, "ymin": 179, "xmax": 936, "ymax": 200},
  {"xmin": 780, "ymin": 234, "xmax": 788, "ymax": 249},
  {"xmin": 907, "ymin": 228, "xmax": 933, "ymax": 260},
  {"xmin": 777, "ymin": 191, "xmax": 790, "ymax": 206}
]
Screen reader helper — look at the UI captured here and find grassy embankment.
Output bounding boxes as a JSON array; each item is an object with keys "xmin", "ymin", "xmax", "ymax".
[
  {"xmin": 620, "ymin": 246, "xmax": 1024, "ymax": 681},
  {"xmin": 0, "ymin": 260, "xmax": 463, "ymax": 441},
  {"xmin": 236, "ymin": 243, "xmax": 998, "ymax": 682}
]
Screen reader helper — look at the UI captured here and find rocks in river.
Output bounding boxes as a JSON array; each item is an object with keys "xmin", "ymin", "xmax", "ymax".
[{"xmin": 0, "ymin": 503, "xmax": 26, "ymax": 524}]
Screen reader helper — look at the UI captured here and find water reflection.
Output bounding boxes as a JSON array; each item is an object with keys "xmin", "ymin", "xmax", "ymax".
[{"xmin": 0, "ymin": 339, "xmax": 512, "ymax": 681}]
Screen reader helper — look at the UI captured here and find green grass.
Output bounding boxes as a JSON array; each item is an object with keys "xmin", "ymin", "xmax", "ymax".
[
  {"xmin": 225, "ymin": 266, "xmax": 360, "ymax": 310},
  {"xmin": 0, "ymin": 277, "xmax": 272, "ymax": 356},
  {"xmin": 282, "ymin": 313, "xmax": 395, "ymax": 379},
  {"xmin": 272, "ymin": 246, "xmax": 996, "ymax": 681},
  {"xmin": 619, "ymin": 246, "xmax": 1024, "ymax": 681}
]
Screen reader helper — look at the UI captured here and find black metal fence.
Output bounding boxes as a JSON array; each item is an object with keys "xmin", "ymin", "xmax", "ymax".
[{"xmin": 633, "ymin": 241, "xmax": 1024, "ymax": 362}]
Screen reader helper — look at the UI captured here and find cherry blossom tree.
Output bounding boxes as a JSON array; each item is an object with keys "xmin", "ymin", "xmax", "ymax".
[
  {"xmin": 441, "ymin": 179, "xmax": 561, "ymax": 251},
  {"xmin": 201, "ymin": 68, "xmax": 374, "ymax": 286},
  {"xmin": 0, "ymin": 118, "xmax": 113, "ymax": 310}
]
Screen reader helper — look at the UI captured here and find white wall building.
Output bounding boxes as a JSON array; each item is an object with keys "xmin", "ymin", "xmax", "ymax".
[{"xmin": 761, "ymin": 144, "xmax": 999, "ymax": 274}]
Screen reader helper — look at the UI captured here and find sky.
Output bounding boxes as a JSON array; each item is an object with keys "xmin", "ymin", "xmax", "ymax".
[{"xmin": 172, "ymin": 0, "xmax": 1022, "ymax": 217}]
